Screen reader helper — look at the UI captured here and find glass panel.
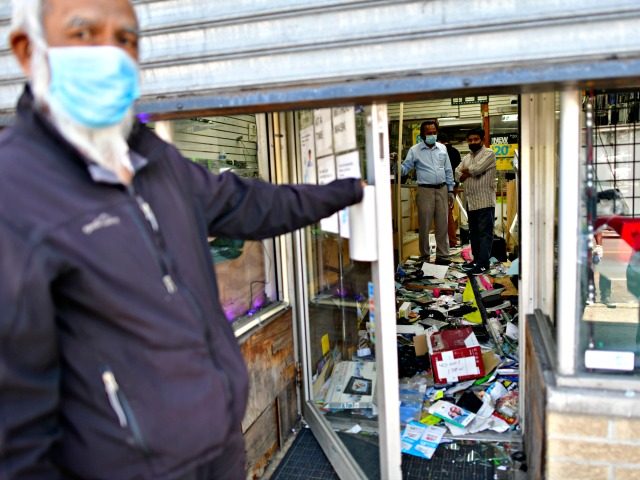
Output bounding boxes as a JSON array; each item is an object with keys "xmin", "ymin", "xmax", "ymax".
[
  {"xmin": 152, "ymin": 116, "xmax": 278, "ymax": 323},
  {"xmin": 298, "ymin": 107, "xmax": 381, "ymax": 477},
  {"xmin": 579, "ymin": 90, "xmax": 640, "ymax": 376}
]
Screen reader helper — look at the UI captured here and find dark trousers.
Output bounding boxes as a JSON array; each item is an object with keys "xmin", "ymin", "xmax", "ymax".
[
  {"xmin": 176, "ymin": 427, "xmax": 246, "ymax": 480},
  {"xmin": 468, "ymin": 206, "xmax": 494, "ymax": 268}
]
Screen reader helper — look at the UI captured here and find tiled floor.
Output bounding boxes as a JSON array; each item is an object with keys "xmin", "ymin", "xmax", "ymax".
[
  {"xmin": 269, "ymin": 428, "xmax": 525, "ymax": 480},
  {"xmin": 269, "ymin": 248, "xmax": 528, "ymax": 480},
  {"xmin": 270, "ymin": 428, "xmax": 339, "ymax": 480}
]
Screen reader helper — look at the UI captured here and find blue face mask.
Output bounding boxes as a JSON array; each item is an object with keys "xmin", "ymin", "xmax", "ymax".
[
  {"xmin": 424, "ymin": 134, "xmax": 437, "ymax": 145},
  {"xmin": 47, "ymin": 46, "xmax": 140, "ymax": 129}
]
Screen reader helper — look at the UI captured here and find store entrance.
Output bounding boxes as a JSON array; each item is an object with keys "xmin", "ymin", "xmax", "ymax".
[
  {"xmin": 387, "ymin": 95, "xmax": 524, "ymax": 473},
  {"xmin": 289, "ymin": 94, "xmax": 526, "ymax": 479}
]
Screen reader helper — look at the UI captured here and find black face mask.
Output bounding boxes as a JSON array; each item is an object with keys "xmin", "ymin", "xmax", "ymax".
[{"xmin": 468, "ymin": 143, "xmax": 482, "ymax": 153}]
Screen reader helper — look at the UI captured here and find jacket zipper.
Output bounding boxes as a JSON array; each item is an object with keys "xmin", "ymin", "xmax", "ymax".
[
  {"xmin": 126, "ymin": 183, "xmax": 234, "ymax": 421},
  {"xmin": 102, "ymin": 369, "xmax": 150, "ymax": 455},
  {"xmin": 127, "ymin": 186, "xmax": 177, "ymax": 294}
]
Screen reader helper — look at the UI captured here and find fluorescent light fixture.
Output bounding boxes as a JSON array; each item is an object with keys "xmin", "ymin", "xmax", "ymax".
[{"xmin": 438, "ymin": 118, "xmax": 479, "ymax": 127}]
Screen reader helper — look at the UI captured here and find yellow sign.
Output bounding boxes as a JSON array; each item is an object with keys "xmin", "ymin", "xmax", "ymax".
[
  {"xmin": 412, "ymin": 127, "xmax": 421, "ymax": 146},
  {"xmin": 496, "ymin": 158, "xmax": 513, "ymax": 171},
  {"xmin": 491, "ymin": 143, "xmax": 517, "ymax": 171},
  {"xmin": 321, "ymin": 334, "xmax": 330, "ymax": 356},
  {"xmin": 491, "ymin": 143, "xmax": 517, "ymax": 158}
]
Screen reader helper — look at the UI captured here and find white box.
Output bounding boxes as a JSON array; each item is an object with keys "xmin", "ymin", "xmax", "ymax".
[{"xmin": 399, "ymin": 301, "xmax": 412, "ymax": 319}]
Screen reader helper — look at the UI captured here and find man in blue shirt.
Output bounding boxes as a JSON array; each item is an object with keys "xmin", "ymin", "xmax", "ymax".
[{"xmin": 401, "ymin": 120, "xmax": 455, "ymax": 263}]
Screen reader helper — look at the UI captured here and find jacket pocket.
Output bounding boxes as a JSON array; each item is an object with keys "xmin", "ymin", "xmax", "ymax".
[{"xmin": 102, "ymin": 368, "xmax": 150, "ymax": 456}]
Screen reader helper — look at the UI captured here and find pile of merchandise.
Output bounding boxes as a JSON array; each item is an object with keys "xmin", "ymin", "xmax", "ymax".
[
  {"xmin": 309, "ymin": 246, "xmax": 524, "ymax": 475},
  {"xmin": 395, "ymin": 251, "xmax": 521, "ymax": 462}
]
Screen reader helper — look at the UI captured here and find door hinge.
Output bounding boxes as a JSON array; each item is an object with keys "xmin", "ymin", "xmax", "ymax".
[{"xmin": 295, "ymin": 362, "xmax": 302, "ymax": 387}]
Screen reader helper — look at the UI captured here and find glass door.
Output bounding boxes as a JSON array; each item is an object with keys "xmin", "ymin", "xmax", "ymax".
[{"xmin": 292, "ymin": 104, "xmax": 401, "ymax": 479}]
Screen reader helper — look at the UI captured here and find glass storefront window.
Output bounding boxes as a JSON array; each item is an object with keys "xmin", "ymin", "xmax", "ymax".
[
  {"xmin": 296, "ymin": 107, "xmax": 384, "ymax": 476},
  {"xmin": 151, "ymin": 115, "xmax": 278, "ymax": 323},
  {"xmin": 579, "ymin": 89, "xmax": 640, "ymax": 375}
]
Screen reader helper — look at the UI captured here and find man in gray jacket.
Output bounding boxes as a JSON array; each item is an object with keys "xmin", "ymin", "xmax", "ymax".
[{"xmin": 0, "ymin": 0, "xmax": 363, "ymax": 478}]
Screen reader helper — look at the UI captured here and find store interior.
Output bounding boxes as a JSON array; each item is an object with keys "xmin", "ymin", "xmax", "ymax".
[{"xmin": 292, "ymin": 96, "xmax": 524, "ymax": 479}]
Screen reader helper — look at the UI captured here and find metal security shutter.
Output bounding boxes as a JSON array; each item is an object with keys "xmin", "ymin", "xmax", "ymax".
[{"xmin": 1, "ymin": 0, "xmax": 640, "ymax": 118}]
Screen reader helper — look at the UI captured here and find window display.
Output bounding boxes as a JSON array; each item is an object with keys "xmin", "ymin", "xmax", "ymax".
[
  {"xmin": 153, "ymin": 115, "xmax": 278, "ymax": 323},
  {"xmin": 580, "ymin": 89, "xmax": 640, "ymax": 374}
]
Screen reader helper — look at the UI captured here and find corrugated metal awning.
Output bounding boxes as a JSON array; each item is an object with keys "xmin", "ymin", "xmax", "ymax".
[{"xmin": 0, "ymin": 0, "xmax": 639, "ymax": 119}]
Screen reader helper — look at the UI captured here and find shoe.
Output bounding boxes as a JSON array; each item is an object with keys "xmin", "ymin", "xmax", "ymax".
[
  {"xmin": 434, "ymin": 257, "xmax": 450, "ymax": 266},
  {"xmin": 601, "ymin": 297, "xmax": 616, "ymax": 308},
  {"xmin": 469, "ymin": 265, "xmax": 488, "ymax": 275},
  {"xmin": 461, "ymin": 262, "xmax": 476, "ymax": 271}
]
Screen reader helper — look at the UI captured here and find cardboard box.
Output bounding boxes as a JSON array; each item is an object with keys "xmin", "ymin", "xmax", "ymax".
[
  {"xmin": 429, "ymin": 327, "xmax": 484, "ymax": 384},
  {"xmin": 413, "ymin": 334, "xmax": 428, "ymax": 357}
]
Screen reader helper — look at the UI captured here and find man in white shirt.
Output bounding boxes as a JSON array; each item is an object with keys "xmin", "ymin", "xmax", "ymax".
[{"xmin": 401, "ymin": 120, "xmax": 455, "ymax": 263}]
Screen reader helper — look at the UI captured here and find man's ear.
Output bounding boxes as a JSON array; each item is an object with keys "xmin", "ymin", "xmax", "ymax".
[{"xmin": 10, "ymin": 30, "xmax": 33, "ymax": 77}]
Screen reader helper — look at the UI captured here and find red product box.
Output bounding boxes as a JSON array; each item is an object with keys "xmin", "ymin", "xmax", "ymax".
[{"xmin": 429, "ymin": 327, "xmax": 485, "ymax": 384}]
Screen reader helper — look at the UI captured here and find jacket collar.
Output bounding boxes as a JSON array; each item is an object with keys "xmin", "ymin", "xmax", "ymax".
[{"xmin": 15, "ymin": 85, "xmax": 160, "ymax": 184}]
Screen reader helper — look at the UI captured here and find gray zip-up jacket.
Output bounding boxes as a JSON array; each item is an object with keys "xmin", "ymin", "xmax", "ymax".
[{"xmin": 0, "ymin": 89, "xmax": 363, "ymax": 479}]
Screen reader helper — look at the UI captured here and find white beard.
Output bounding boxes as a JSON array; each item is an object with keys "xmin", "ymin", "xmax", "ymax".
[{"xmin": 29, "ymin": 44, "xmax": 136, "ymax": 175}]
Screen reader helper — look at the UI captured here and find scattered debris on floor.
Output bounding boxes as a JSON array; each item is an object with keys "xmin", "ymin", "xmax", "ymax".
[
  {"xmin": 395, "ymin": 253, "xmax": 524, "ymax": 473},
  {"xmin": 310, "ymin": 246, "xmax": 526, "ymax": 477}
]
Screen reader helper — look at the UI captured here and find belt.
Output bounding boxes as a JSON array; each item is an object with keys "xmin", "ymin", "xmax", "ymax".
[{"xmin": 418, "ymin": 183, "xmax": 446, "ymax": 189}]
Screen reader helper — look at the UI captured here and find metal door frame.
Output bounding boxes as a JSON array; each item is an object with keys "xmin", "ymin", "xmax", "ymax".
[{"xmin": 291, "ymin": 104, "xmax": 402, "ymax": 479}]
